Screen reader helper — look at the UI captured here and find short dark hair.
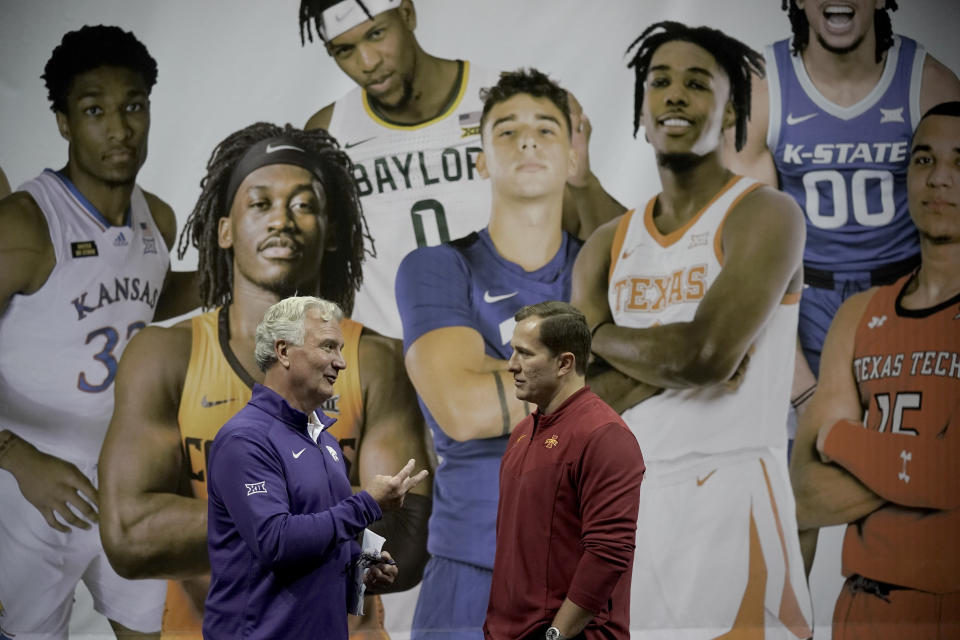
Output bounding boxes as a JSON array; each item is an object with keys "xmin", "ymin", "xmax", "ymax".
[
  {"xmin": 917, "ymin": 101, "xmax": 960, "ymax": 124},
  {"xmin": 911, "ymin": 101, "xmax": 960, "ymax": 147},
  {"xmin": 515, "ymin": 301, "xmax": 590, "ymax": 376},
  {"xmin": 176, "ymin": 122, "xmax": 372, "ymax": 313},
  {"xmin": 43, "ymin": 25, "xmax": 158, "ymax": 113},
  {"xmin": 782, "ymin": 0, "xmax": 898, "ymax": 63},
  {"xmin": 626, "ymin": 21, "xmax": 764, "ymax": 152},
  {"xmin": 479, "ymin": 68, "xmax": 572, "ymax": 138}
]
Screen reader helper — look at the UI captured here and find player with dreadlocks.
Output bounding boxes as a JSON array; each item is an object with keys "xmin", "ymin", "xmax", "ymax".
[
  {"xmin": 98, "ymin": 122, "xmax": 433, "ymax": 640},
  {"xmin": 571, "ymin": 21, "xmax": 813, "ymax": 636},
  {"xmin": 298, "ymin": 0, "xmax": 622, "ymax": 341},
  {"xmin": 726, "ymin": 1, "xmax": 960, "ymax": 458}
]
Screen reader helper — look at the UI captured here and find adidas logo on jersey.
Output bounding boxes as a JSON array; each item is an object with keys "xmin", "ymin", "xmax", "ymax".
[
  {"xmin": 868, "ymin": 315, "xmax": 887, "ymax": 329},
  {"xmin": 114, "ymin": 232, "xmax": 128, "ymax": 246}
]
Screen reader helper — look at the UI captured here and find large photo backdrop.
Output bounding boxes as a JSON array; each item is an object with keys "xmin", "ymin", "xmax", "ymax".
[{"xmin": 1, "ymin": 1, "xmax": 957, "ymax": 638}]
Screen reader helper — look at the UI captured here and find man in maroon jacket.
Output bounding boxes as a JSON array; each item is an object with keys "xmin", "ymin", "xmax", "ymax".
[{"xmin": 484, "ymin": 301, "xmax": 645, "ymax": 640}]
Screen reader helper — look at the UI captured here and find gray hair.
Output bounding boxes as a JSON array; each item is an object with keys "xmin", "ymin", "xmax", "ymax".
[{"xmin": 254, "ymin": 296, "xmax": 343, "ymax": 372}]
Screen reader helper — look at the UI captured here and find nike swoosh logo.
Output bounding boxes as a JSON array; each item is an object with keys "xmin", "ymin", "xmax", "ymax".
[
  {"xmin": 265, "ymin": 143, "xmax": 304, "ymax": 154},
  {"xmin": 293, "ymin": 448, "xmax": 306, "ymax": 459},
  {"xmin": 620, "ymin": 242, "xmax": 646, "ymax": 260},
  {"xmin": 201, "ymin": 395, "xmax": 236, "ymax": 408},
  {"xmin": 484, "ymin": 290, "xmax": 518, "ymax": 303},
  {"xmin": 696, "ymin": 469, "xmax": 717, "ymax": 486},
  {"xmin": 335, "ymin": 6, "xmax": 354, "ymax": 21},
  {"xmin": 786, "ymin": 112, "xmax": 817, "ymax": 125},
  {"xmin": 344, "ymin": 136, "xmax": 377, "ymax": 150}
]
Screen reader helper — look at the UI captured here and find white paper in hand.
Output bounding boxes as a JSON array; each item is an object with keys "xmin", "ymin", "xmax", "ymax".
[{"xmin": 349, "ymin": 528, "xmax": 388, "ymax": 615}]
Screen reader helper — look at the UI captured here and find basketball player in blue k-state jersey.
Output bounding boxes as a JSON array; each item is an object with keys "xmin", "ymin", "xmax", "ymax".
[
  {"xmin": 0, "ymin": 26, "xmax": 195, "ymax": 640},
  {"xmin": 728, "ymin": 0, "xmax": 960, "ymax": 425},
  {"xmin": 395, "ymin": 68, "xmax": 583, "ymax": 639},
  {"xmin": 300, "ymin": 0, "xmax": 625, "ymax": 339}
]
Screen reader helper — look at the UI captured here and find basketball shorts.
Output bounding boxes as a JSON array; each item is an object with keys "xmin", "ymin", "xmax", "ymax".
[
  {"xmin": 798, "ymin": 277, "xmax": 872, "ymax": 377},
  {"xmin": 798, "ymin": 251, "xmax": 918, "ymax": 377},
  {"xmin": 0, "ymin": 457, "xmax": 165, "ymax": 639},
  {"xmin": 411, "ymin": 555, "xmax": 490, "ymax": 640},
  {"xmin": 630, "ymin": 449, "xmax": 813, "ymax": 639}
]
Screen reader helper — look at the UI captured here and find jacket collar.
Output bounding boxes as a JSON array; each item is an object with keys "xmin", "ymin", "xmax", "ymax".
[
  {"xmin": 532, "ymin": 385, "xmax": 590, "ymax": 431},
  {"xmin": 249, "ymin": 383, "xmax": 337, "ymax": 434}
]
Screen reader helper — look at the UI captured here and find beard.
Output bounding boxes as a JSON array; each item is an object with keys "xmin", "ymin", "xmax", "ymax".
[
  {"xmin": 368, "ymin": 72, "xmax": 415, "ymax": 112},
  {"xmin": 102, "ymin": 176, "xmax": 137, "ymax": 189},
  {"xmin": 657, "ymin": 152, "xmax": 707, "ymax": 173},
  {"xmin": 239, "ymin": 259, "xmax": 319, "ymax": 299}
]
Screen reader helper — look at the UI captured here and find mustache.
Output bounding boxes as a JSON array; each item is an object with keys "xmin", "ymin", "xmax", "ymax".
[{"xmin": 258, "ymin": 233, "xmax": 301, "ymax": 251}]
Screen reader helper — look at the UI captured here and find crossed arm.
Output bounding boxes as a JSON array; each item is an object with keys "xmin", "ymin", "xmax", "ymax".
[
  {"xmin": 572, "ymin": 186, "xmax": 805, "ymax": 392},
  {"xmin": 397, "ymin": 247, "xmax": 528, "ymax": 442},
  {"xmin": 789, "ymin": 291, "xmax": 885, "ymax": 571},
  {"xmin": 405, "ymin": 326, "xmax": 528, "ymax": 441}
]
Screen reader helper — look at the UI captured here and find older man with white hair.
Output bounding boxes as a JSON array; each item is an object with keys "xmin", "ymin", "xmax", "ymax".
[{"xmin": 202, "ymin": 296, "xmax": 428, "ymax": 640}]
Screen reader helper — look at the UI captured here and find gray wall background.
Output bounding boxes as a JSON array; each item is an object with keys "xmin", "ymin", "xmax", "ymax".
[{"xmin": 1, "ymin": 1, "xmax": 957, "ymax": 637}]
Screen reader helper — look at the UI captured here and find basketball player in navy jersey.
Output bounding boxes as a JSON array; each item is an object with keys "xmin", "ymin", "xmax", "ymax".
[
  {"xmin": 0, "ymin": 25, "xmax": 192, "ymax": 639},
  {"xmin": 728, "ymin": 0, "xmax": 960, "ymax": 422},
  {"xmin": 395, "ymin": 68, "xmax": 582, "ymax": 639},
  {"xmin": 299, "ymin": 0, "xmax": 623, "ymax": 338}
]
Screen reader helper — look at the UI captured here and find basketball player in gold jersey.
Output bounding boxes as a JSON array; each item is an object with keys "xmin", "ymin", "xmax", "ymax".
[{"xmin": 97, "ymin": 123, "xmax": 432, "ymax": 640}]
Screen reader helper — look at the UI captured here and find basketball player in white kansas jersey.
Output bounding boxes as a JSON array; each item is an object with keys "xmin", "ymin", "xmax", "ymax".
[
  {"xmin": 572, "ymin": 22, "xmax": 813, "ymax": 637},
  {"xmin": 0, "ymin": 26, "xmax": 191, "ymax": 639},
  {"xmin": 299, "ymin": 0, "xmax": 623, "ymax": 338}
]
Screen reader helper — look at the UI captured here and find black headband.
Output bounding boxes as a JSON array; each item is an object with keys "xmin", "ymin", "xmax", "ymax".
[{"xmin": 225, "ymin": 137, "xmax": 327, "ymax": 211}]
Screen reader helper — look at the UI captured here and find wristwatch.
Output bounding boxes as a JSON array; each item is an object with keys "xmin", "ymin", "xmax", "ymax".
[{"xmin": 545, "ymin": 627, "xmax": 565, "ymax": 640}]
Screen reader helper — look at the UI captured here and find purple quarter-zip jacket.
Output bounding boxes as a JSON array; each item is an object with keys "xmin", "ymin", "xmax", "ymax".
[{"xmin": 203, "ymin": 384, "xmax": 381, "ymax": 639}]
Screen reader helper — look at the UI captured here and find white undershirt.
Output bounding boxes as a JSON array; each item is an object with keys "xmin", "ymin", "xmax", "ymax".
[{"xmin": 307, "ymin": 411, "xmax": 324, "ymax": 444}]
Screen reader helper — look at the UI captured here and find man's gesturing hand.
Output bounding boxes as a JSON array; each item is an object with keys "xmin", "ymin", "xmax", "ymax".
[{"xmin": 366, "ymin": 458, "xmax": 428, "ymax": 511}]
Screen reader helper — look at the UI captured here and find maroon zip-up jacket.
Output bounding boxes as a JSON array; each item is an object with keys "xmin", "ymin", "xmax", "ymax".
[{"xmin": 484, "ymin": 387, "xmax": 645, "ymax": 640}]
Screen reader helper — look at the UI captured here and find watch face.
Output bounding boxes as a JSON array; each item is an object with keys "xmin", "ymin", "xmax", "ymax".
[{"xmin": 546, "ymin": 628, "xmax": 561, "ymax": 640}]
